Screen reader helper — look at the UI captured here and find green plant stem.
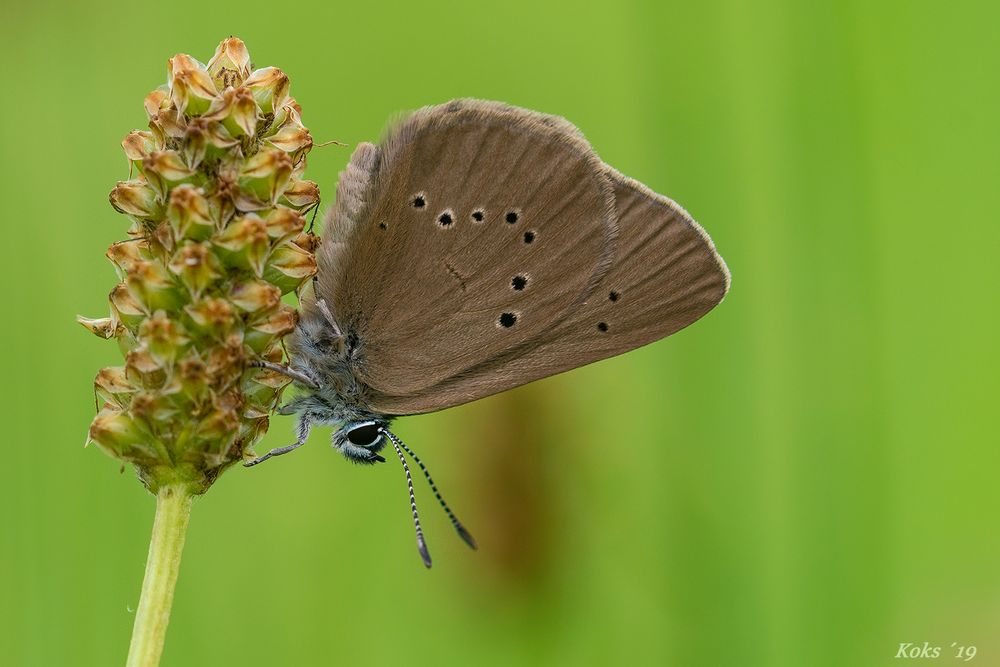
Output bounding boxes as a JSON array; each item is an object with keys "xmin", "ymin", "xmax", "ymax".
[{"xmin": 125, "ymin": 483, "xmax": 193, "ymax": 667}]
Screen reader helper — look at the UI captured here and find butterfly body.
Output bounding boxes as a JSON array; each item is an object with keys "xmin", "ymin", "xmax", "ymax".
[
  {"xmin": 278, "ymin": 304, "xmax": 391, "ymax": 464},
  {"xmin": 247, "ymin": 99, "xmax": 729, "ymax": 566}
]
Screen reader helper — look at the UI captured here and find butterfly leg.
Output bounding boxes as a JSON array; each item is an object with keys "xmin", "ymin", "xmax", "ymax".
[
  {"xmin": 306, "ymin": 198, "xmax": 320, "ymax": 233},
  {"xmin": 243, "ymin": 416, "xmax": 312, "ymax": 467},
  {"xmin": 248, "ymin": 359, "xmax": 320, "ymax": 390}
]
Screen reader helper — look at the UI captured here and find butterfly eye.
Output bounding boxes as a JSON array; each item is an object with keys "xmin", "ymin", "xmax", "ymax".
[{"xmin": 346, "ymin": 422, "xmax": 383, "ymax": 448}]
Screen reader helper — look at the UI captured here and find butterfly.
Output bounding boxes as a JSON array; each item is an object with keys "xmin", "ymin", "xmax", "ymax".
[{"xmin": 245, "ymin": 99, "xmax": 730, "ymax": 567}]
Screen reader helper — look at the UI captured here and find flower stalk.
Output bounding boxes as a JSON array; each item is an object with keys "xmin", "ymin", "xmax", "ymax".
[
  {"xmin": 125, "ymin": 484, "xmax": 193, "ymax": 667},
  {"xmin": 80, "ymin": 37, "xmax": 319, "ymax": 666}
]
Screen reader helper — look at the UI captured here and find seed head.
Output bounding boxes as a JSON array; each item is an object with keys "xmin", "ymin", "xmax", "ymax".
[{"xmin": 80, "ymin": 38, "xmax": 319, "ymax": 494}]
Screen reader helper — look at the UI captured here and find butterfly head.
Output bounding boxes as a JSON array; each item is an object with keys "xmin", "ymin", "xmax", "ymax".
[
  {"xmin": 250, "ymin": 370, "xmax": 477, "ymax": 567},
  {"xmin": 275, "ymin": 381, "xmax": 390, "ymax": 465}
]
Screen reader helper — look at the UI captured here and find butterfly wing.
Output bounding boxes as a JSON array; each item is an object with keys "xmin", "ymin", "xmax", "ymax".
[
  {"xmin": 320, "ymin": 100, "xmax": 618, "ymax": 405},
  {"xmin": 365, "ymin": 163, "xmax": 730, "ymax": 415}
]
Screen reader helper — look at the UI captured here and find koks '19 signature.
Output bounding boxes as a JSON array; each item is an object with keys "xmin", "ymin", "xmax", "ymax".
[{"xmin": 896, "ymin": 642, "xmax": 977, "ymax": 661}]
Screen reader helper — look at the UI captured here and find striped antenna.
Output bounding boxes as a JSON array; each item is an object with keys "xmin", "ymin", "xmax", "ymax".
[
  {"xmin": 383, "ymin": 429, "xmax": 478, "ymax": 551},
  {"xmin": 386, "ymin": 431, "xmax": 432, "ymax": 568}
]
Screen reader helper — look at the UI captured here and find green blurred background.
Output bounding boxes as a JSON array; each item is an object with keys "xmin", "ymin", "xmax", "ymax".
[{"xmin": 1, "ymin": 1, "xmax": 997, "ymax": 665}]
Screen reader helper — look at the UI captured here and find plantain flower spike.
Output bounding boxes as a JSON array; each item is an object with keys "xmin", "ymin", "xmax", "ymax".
[{"xmin": 79, "ymin": 37, "xmax": 319, "ymax": 494}]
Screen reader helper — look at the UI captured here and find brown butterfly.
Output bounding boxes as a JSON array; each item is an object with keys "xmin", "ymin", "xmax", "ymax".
[{"xmin": 246, "ymin": 99, "xmax": 730, "ymax": 567}]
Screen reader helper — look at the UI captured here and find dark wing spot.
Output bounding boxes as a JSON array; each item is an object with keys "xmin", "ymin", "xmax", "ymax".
[
  {"xmin": 379, "ymin": 222, "xmax": 387, "ymax": 230},
  {"xmin": 597, "ymin": 322, "xmax": 609, "ymax": 332},
  {"xmin": 499, "ymin": 312, "xmax": 517, "ymax": 328},
  {"xmin": 471, "ymin": 209, "xmax": 484, "ymax": 222},
  {"xmin": 511, "ymin": 275, "xmax": 527, "ymax": 290},
  {"xmin": 505, "ymin": 211, "xmax": 519, "ymax": 224},
  {"xmin": 609, "ymin": 291, "xmax": 619, "ymax": 302},
  {"xmin": 438, "ymin": 211, "xmax": 453, "ymax": 227},
  {"xmin": 412, "ymin": 195, "xmax": 426, "ymax": 208},
  {"xmin": 523, "ymin": 230, "xmax": 536, "ymax": 244}
]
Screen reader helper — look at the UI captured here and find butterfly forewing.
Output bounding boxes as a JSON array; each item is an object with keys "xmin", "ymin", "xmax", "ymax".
[{"xmin": 326, "ymin": 100, "xmax": 617, "ymax": 399}]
